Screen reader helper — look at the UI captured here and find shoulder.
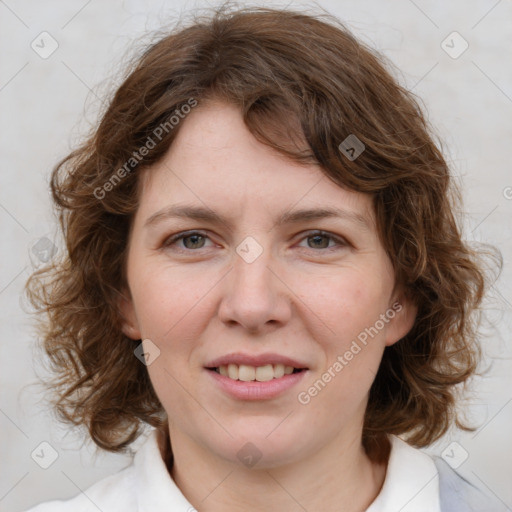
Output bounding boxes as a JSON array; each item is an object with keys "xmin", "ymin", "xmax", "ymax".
[
  {"xmin": 23, "ymin": 429, "xmax": 180, "ymax": 512},
  {"xmin": 368, "ymin": 435, "xmax": 508, "ymax": 512},
  {"xmin": 24, "ymin": 463, "xmax": 137, "ymax": 512},
  {"xmin": 433, "ymin": 456, "xmax": 509, "ymax": 512},
  {"xmin": 24, "ymin": 429, "xmax": 194, "ymax": 511}
]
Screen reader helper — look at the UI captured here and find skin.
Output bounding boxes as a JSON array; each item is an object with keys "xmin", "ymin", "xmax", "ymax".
[{"xmin": 120, "ymin": 100, "xmax": 417, "ymax": 512}]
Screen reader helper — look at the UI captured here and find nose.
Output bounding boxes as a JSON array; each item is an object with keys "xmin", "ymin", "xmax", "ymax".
[{"xmin": 217, "ymin": 242, "xmax": 292, "ymax": 333}]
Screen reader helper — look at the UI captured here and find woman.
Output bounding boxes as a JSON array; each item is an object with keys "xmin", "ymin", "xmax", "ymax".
[{"xmin": 25, "ymin": 5, "xmax": 504, "ymax": 511}]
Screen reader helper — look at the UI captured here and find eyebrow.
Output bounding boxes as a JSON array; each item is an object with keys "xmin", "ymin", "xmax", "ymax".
[{"xmin": 144, "ymin": 204, "xmax": 371, "ymax": 231}]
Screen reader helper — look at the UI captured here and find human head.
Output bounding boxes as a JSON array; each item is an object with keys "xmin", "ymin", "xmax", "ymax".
[{"xmin": 26, "ymin": 5, "xmax": 487, "ymax": 462}]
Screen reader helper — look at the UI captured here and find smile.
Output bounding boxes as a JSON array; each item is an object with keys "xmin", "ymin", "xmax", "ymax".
[
  {"xmin": 210, "ymin": 363, "xmax": 304, "ymax": 382},
  {"xmin": 204, "ymin": 353, "xmax": 309, "ymax": 400}
]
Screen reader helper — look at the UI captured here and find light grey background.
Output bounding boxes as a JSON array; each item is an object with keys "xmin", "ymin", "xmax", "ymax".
[{"xmin": 1, "ymin": 1, "xmax": 511, "ymax": 511}]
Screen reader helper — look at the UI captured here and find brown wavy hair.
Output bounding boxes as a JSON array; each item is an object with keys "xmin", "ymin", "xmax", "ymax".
[{"xmin": 25, "ymin": 4, "xmax": 497, "ymax": 462}]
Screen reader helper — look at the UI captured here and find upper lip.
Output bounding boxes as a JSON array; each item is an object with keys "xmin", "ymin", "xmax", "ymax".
[{"xmin": 205, "ymin": 352, "xmax": 309, "ymax": 369}]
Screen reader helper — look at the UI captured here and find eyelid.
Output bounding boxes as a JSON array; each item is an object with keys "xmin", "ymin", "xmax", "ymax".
[
  {"xmin": 162, "ymin": 229, "xmax": 349, "ymax": 252},
  {"xmin": 162, "ymin": 230, "xmax": 214, "ymax": 248},
  {"xmin": 297, "ymin": 230, "xmax": 348, "ymax": 249}
]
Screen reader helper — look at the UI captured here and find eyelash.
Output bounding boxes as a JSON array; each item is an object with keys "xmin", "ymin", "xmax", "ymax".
[{"xmin": 162, "ymin": 230, "xmax": 348, "ymax": 253}]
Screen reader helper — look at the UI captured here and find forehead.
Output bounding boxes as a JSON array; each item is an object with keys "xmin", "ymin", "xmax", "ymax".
[{"xmin": 138, "ymin": 101, "xmax": 375, "ymax": 229}]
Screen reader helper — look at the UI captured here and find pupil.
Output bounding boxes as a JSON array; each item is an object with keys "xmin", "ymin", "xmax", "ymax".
[
  {"xmin": 310, "ymin": 235, "xmax": 328, "ymax": 249},
  {"xmin": 183, "ymin": 234, "xmax": 328, "ymax": 250},
  {"xmin": 185, "ymin": 235, "xmax": 204, "ymax": 249}
]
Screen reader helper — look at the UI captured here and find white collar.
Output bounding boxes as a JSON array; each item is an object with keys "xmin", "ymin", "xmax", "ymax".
[
  {"xmin": 133, "ymin": 430, "xmax": 441, "ymax": 512},
  {"xmin": 133, "ymin": 429, "xmax": 193, "ymax": 511},
  {"xmin": 366, "ymin": 435, "xmax": 441, "ymax": 512}
]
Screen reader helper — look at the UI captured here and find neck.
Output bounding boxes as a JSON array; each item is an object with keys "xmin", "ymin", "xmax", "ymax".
[{"xmin": 163, "ymin": 426, "xmax": 388, "ymax": 512}]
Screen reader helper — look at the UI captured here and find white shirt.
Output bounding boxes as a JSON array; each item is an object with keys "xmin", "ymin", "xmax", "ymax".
[{"xmin": 25, "ymin": 429, "xmax": 499, "ymax": 512}]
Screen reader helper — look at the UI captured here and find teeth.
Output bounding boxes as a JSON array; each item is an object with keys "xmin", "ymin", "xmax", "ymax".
[
  {"xmin": 273, "ymin": 364, "xmax": 285, "ymax": 379},
  {"xmin": 227, "ymin": 363, "xmax": 239, "ymax": 380},
  {"xmin": 255, "ymin": 364, "xmax": 274, "ymax": 382},
  {"xmin": 238, "ymin": 364, "xmax": 255, "ymax": 381},
  {"xmin": 216, "ymin": 363, "xmax": 300, "ymax": 381}
]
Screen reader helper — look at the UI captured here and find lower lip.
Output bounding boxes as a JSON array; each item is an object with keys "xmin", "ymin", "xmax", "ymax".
[{"xmin": 205, "ymin": 369, "xmax": 308, "ymax": 400}]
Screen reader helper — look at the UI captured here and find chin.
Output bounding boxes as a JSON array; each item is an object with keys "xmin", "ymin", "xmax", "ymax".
[{"xmin": 206, "ymin": 427, "xmax": 308, "ymax": 469}]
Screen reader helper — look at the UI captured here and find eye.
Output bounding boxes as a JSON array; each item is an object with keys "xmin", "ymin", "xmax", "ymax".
[
  {"xmin": 163, "ymin": 231, "xmax": 214, "ymax": 250},
  {"xmin": 297, "ymin": 230, "xmax": 348, "ymax": 251},
  {"xmin": 162, "ymin": 229, "xmax": 348, "ymax": 253}
]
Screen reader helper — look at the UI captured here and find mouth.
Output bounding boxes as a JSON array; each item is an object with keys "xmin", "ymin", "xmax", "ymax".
[
  {"xmin": 204, "ymin": 353, "xmax": 309, "ymax": 400},
  {"xmin": 206, "ymin": 364, "xmax": 306, "ymax": 382}
]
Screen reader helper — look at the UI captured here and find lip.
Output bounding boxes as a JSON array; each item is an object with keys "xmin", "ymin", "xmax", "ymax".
[
  {"xmin": 204, "ymin": 352, "xmax": 309, "ymax": 369},
  {"xmin": 205, "ymin": 367, "xmax": 308, "ymax": 400}
]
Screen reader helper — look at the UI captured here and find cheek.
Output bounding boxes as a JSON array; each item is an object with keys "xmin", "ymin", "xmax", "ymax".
[
  {"xmin": 129, "ymin": 260, "xmax": 219, "ymax": 342},
  {"xmin": 298, "ymin": 267, "xmax": 392, "ymax": 409},
  {"xmin": 295, "ymin": 266, "xmax": 392, "ymax": 345},
  {"xmin": 128, "ymin": 264, "xmax": 219, "ymax": 414},
  {"xmin": 295, "ymin": 274, "xmax": 389, "ymax": 422}
]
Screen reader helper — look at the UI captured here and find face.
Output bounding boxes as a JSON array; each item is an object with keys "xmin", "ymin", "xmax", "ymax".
[{"xmin": 120, "ymin": 101, "xmax": 416, "ymax": 468}]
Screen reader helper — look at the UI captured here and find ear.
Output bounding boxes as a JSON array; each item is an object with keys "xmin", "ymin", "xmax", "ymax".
[
  {"xmin": 117, "ymin": 287, "xmax": 142, "ymax": 340},
  {"xmin": 384, "ymin": 292, "xmax": 417, "ymax": 347}
]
